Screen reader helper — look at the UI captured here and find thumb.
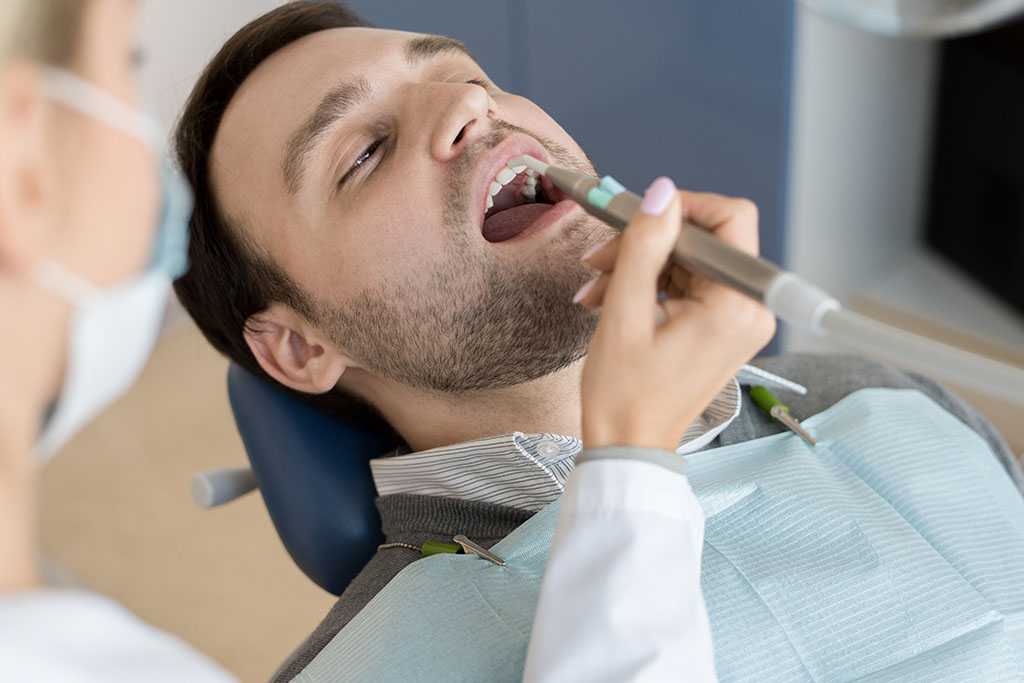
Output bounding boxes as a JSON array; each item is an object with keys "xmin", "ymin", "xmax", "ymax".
[{"xmin": 601, "ymin": 177, "xmax": 682, "ymax": 332}]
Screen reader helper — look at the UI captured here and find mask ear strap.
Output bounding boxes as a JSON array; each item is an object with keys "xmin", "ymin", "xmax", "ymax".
[
  {"xmin": 40, "ymin": 67, "xmax": 162, "ymax": 149},
  {"xmin": 148, "ymin": 161, "xmax": 194, "ymax": 280},
  {"xmin": 32, "ymin": 259, "xmax": 101, "ymax": 306}
]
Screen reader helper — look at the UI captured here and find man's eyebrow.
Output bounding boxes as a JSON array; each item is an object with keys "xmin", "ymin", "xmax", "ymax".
[
  {"xmin": 404, "ymin": 34, "xmax": 479, "ymax": 66},
  {"xmin": 281, "ymin": 37, "xmax": 478, "ymax": 195},
  {"xmin": 282, "ymin": 76, "xmax": 372, "ymax": 194}
]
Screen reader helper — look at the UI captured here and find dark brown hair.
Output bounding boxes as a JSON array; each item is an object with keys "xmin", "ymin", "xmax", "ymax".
[{"xmin": 172, "ymin": 2, "xmax": 401, "ymax": 440}]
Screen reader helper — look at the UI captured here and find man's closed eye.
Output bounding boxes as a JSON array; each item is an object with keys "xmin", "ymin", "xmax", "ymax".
[{"xmin": 339, "ymin": 137, "xmax": 387, "ymax": 188}]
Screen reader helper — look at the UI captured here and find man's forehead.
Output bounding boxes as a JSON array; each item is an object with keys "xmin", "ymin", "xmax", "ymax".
[
  {"xmin": 236, "ymin": 27, "xmax": 420, "ymax": 118},
  {"xmin": 214, "ymin": 27, "xmax": 414, "ymax": 172},
  {"xmin": 212, "ymin": 27, "xmax": 448, "ymax": 218}
]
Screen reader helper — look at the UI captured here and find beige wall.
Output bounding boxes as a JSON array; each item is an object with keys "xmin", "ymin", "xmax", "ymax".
[{"xmin": 137, "ymin": 0, "xmax": 288, "ymax": 137}]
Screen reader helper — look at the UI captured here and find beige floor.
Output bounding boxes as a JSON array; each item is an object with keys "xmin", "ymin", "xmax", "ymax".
[{"xmin": 39, "ymin": 320, "xmax": 337, "ymax": 682}]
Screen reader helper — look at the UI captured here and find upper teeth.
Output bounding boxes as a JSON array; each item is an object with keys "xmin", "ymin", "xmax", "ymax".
[{"xmin": 486, "ymin": 164, "xmax": 539, "ymax": 211}]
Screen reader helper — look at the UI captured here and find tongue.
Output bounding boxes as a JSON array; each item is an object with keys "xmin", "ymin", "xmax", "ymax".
[{"xmin": 482, "ymin": 203, "xmax": 551, "ymax": 242}]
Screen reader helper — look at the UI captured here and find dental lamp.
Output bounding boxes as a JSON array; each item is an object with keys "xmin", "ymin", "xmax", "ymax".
[{"xmin": 798, "ymin": 0, "xmax": 1024, "ymax": 37}]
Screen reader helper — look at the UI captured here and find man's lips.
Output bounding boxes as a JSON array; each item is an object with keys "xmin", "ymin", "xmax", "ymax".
[
  {"xmin": 481, "ymin": 170, "xmax": 569, "ymax": 242},
  {"xmin": 472, "ymin": 135, "xmax": 554, "ymax": 231}
]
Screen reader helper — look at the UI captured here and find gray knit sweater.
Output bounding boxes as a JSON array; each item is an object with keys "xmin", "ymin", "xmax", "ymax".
[{"xmin": 272, "ymin": 353, "xmax": 1022, "ymax": 681}]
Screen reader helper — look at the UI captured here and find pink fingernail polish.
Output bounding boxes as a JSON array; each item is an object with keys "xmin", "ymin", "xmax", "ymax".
[
  {"xmin": 641, "ymin": 176, "xmax": 676, "ymax": 216},
  {"xmin": 580, "ymin": 240, "xmax": 609, "ymax": 262},
  {"xmin": 572, "ymin": 277, "xmax": 597, "ymax": 304}
]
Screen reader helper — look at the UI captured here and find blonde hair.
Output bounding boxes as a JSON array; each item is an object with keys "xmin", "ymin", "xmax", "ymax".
[{"xmin": 0, "ymin": 0, "xmax": 86, "ymax": 66}]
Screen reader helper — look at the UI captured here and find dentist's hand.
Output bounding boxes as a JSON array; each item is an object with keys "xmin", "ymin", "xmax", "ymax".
[{"xmin": 576, "ymin": 177, "xmax": 776, "ymax": 452}]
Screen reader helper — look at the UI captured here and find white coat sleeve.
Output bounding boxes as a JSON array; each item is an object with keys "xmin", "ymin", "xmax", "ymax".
[
  {"xmin": 0, "ymin": 588, "xmax": 237, "ymax": 682},
  {"xmin": 522, "ymin": 449, "xmax": 717, "ymax": 683}
]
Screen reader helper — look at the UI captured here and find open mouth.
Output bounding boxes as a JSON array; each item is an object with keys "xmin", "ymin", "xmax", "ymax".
[{"xmin": 481, "ymin": 163, "xmax": 565, "ymax": 243}]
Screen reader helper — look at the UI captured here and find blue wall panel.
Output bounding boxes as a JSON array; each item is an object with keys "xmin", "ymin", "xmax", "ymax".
[
  {"xmin": 349, "ymin": 0, "xmax": 793, "ymax": 269},
  {"xmin": 519, "ymin": 1, "xmax": 794, "ymax": 267}
]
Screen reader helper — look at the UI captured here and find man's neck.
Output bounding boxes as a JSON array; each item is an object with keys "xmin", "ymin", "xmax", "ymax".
[{"xmin": 348, "ymin": 359, "xmax": 585, "ymax": 453}]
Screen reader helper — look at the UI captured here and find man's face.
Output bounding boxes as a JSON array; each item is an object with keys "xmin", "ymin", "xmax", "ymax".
[{"xmin": 212, "ymin": 27, "xmax": 615, "ymax": 394}]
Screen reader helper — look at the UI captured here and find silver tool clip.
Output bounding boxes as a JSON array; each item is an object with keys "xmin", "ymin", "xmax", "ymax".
[
  {"xmin": 771, "ymin": 406, "xmax": 819, "ymax": 447},
  {"xmin": 453, "ymin": 535, "xmax": 506, "ymax": 566}
]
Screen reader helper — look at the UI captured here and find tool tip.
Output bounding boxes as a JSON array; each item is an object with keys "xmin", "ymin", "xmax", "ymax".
[{"xmin": 507, "ymin": 154, "xmax": 548, "ymax": 176}]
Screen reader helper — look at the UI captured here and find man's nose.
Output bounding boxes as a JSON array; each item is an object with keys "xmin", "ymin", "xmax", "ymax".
[{"xmin": 404, "ymin": 82, "xmax": 495, "ymax": 163}]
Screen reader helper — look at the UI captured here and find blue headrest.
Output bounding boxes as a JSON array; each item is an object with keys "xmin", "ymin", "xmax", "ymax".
[{"xmin": 226, "ymin": 363, "xmax": 401, "ymax": 595}]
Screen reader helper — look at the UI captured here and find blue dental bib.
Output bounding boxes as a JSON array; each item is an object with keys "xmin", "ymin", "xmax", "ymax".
[{"xmin": 295, "ymin": 389, "xmax": 1024, "ymax": 682}]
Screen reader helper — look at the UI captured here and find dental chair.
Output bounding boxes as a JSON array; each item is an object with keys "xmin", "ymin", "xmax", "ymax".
[{"xmin": 192, "ymin": 363, "xmax": 401, "ymax": 596}]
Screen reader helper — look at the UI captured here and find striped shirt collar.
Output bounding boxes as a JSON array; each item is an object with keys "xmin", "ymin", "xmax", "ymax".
[{"xmin": 370, "ymin": 364, "xmax": 802, "ymax": 512}]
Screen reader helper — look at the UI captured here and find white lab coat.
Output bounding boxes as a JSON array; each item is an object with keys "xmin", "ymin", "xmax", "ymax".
[
  {"xmin": 524, "ymin": 457, "xmax": 717, "ymax": 683},
  {"xmin": 0, "ymin": 458, "xmax": 714, "ymax": 682},
  {"xmin": 0, "ymin": 589, "xmax": 235, "ymax": 682}
]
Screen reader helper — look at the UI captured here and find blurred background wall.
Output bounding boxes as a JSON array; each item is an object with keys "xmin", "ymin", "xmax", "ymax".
[
  {"xmin": 785, "ymin": 6, "xmax": 1023, "ymax": 451},
  {"xmin": 39, "ymin": 2, "xmax": 1023, "ymax": 681}
]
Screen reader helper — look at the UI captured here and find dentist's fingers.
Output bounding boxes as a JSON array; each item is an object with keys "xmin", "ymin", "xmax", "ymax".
[
  {"xmin": 580, "ymin": 191, "xmax": 759, "ymax": 275},
  {"xmin": 572, "ymin": 272, "xmax": 610, "ymax": 308},
  {"xmin": 580, "ymin": 237, "xmax": 620, "ymax": 273},
  {"xmin": 597, "ymin": 177, "xmax": 682, "ymax": 336},
  {"xmin": 677, "ymin": 191, "xmax": 760, "ymax": 256},
  {"xmin": 655, "ymin": 191, "xmax": 774, "ymax": 347},
  {"xmin": 576, "ymin": 262, "xmax": 689, "ymax": 310},
  {"xmin": 576, "ymin": 186, "xmax": 755, "ymax": 313},
  {"xmin": 666, "ymin": 261, "xmax": 693, "ymax": 297},
  {"xmin": 579, "ymin": 184, "xmax": 775, "ymax": 451},
  {"xmin": 660, "ymin": 191, "xmax": 762, "ymax": 304}
]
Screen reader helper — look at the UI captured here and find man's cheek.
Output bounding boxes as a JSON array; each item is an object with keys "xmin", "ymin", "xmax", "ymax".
[
  {"xmin": 366, "ymin": 216, "xmax": 439, "ymax": 271},
  {"xmin": 506, "ymin": 95, "xmax": 572, "ymax": 141}
]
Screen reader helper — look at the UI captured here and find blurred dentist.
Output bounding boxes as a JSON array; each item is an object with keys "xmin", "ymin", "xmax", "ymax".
[{"xmin": 0, "ymin": 0, "xmax": 231, "ymax": 679}]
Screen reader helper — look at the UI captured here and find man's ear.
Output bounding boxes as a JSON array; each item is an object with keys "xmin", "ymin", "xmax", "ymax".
[
  {"xmin": 243, "ymin": 303, "xmax": 360, "ymax": 394},
  {"xmin": 0, "ymin": 63, "xmax": 51, "ymax": 273}
]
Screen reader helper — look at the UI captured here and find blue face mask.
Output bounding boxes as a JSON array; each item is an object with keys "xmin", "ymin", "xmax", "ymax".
[{"xmin": 32, "ymin": 67, "xmax": 193, "ymax": 459}]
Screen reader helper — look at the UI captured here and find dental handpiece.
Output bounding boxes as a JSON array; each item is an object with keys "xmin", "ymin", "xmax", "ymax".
[
  {"xmin": 508, "ymin": 154, "xmax": 1024, "ymax": 407},
  {"xmin": 508, "ymin": 155, "xmax": 837, "ymax": 332}
]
